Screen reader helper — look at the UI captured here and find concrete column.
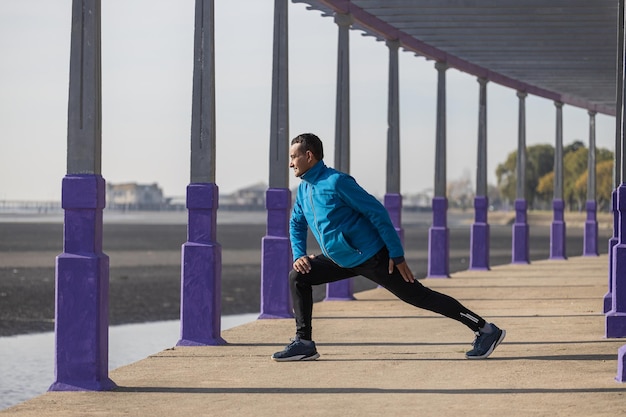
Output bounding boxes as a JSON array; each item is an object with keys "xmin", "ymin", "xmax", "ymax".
[
  {"xmin": 550, "ymin": 101, "xmax": 567, "ymax": 260},
  {"xmin": 470, "ymin": 77, "xmax": 489, "ymax": 270},
  {"xmin": 428, "ymin": 61, "xmax": 449, "ymax": 277},
  {"xmin": 607, "ymin": 0, "xmax": 626, "ymax": 339},
  {"xmin": 326, "ymin": 12, "xmax": 355, "ymax": 301},
  {"xmin": 607, "ymin": 0, "xmax": 624, "ymax": 315},
  {"xmin": 381, "ymin": 39, "xmax": 405, "ymax": 290},
  {"xmin": 178, "ymin": 0, "xmax": 225, "ymax": 346},
  {"xmin": 584, "ymin": 111, "xmax": 599, "ymax": 256},
  {"xmin": 50, "ymin": 0, "xmax": 116, "ymax": 392},
  {"xmin": 384, "ymin": 39, "xmax": 404, "ymax": 243},
  {"xmin": 260, "ymin": 0, "xmax": 292, "ymax": 318},
  {"xmin": 512, "ymin": 91, "xmax": 530, "ymax": 264},
  {"xmin": 604, "ymin": 0, "xmax": 626, "ymax": 382},
  {"xmin": 333, "ymin": 12, "xmax": 352, "ymax": 175}
]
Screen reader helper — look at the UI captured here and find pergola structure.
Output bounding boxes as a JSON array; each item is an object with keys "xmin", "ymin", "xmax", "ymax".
[
  {"xmin": 50, "ymin": 0, "xmax": 626, "ymax": 392},
  {"xmin": 295, "ymin": 0, "xmax": 618, "ymax": 114}
]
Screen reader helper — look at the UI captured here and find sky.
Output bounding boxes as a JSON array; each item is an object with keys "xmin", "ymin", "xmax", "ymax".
[{"xmin": 0, "ymin": 0, "xmax": 617, "ymax": 201}]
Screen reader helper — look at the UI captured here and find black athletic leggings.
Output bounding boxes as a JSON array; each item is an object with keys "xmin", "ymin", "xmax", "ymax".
[{"xmin": 289, "ymin": 247, "xmax": 486, "ymax": 341}]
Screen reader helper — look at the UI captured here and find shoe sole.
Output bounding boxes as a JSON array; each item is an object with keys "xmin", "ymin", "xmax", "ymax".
[
  {"xmin": 271, "ymin": 352, "xmax": 320, "ymax": 362},
  {"xmin": 465, "ymin": 329, "xmax": 506, "ymax": 360}
]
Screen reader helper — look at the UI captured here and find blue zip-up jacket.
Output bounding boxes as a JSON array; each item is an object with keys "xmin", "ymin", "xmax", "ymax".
[{"xmin": 290, "ymin": 160, "xmax": 404, "ymax": 268}]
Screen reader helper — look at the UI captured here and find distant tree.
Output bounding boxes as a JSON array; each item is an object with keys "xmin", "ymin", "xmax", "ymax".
[
  {"xmin": 597, "ymin": 159, "xmax": 615, "ymax": 210},
  {"xmin": 495, "ymin": 152, "xmax": 517, "ymax": 204},
  {"xmin": 573, "ymin": 159, "xmax": 614, "ymax": 211},
  {"xmin": 564, "ymin": 140, "xmax": 585, "ymax": 155},
  {"xmin": 495, "ymin": 143, "xmax": 554, "ymax": 208},
  {"xmin": 597, "ymin": 147, "xmax": 615, "ymax": 164},
  {"xmin": 534, "ymin": 143, "xmax": 613, "ymax": 211},
  {"xmin": 527, "ymin": 144, "xmax": 555, "ymax": 207},
  {"xmin": 563, "ymin": 147, "xmax": 612, "ymax": 210},
  {"xmin": 563, "ymin": 147, "xmax": 588, "ymax": 210},
  {"xmin": 536, "ymin": 171, "xmax": 554, "ymax": 202}
]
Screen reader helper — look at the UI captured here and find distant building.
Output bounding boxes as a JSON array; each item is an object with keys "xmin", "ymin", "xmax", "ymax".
[
  {"xmin": 220, "ymin": 182, "xmax": 267, "ymax": 210},
  {"xmin": 106, "ymin": 182, "xmax": 165, "ymax": 210}
]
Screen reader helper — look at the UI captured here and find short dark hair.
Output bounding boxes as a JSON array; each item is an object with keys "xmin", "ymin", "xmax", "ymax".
[{"xmin": 291, "ymin": 133, "xmax": 324, "ymax": 161}]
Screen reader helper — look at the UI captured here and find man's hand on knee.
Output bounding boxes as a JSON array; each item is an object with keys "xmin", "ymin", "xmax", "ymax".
[
  {"xmin": 389, "ymin": 259, "xmax": 415, "ymax": 283},
  {"xmin": 293, "ymin": 255, "xmax": 315, "ymax": 274}
]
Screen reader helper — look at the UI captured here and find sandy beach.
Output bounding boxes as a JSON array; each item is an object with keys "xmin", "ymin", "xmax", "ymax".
[{"xmin": 0, "ymin": 209, "xmax": 614, "ymax": 337}]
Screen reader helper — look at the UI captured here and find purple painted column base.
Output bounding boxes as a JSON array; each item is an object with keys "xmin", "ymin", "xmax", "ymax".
[
  {"xmin": 583, "ymin": 200, "xmax": 599, "ymax": 256},
  {"xmin": 325, "ymin": 280, "xmax": 355, "ymax": 301},
  {"xmin": 606, "ymin": 185, "xmax": 626, "ymax": 338},
  {"xmin": 376, "ymin": 193, "xmax": 405, "ymax": 289},
  {"xmin": 606, "ymin": 236, "xmax": 619, "ymax": 313},
  {"xmin": 605, "ymin": 190, "xmax": 619, "ymax": 314},
  {"xmin": 384, "ymin": 193, "xmax": 404, "ymax": 244},
  {"xmin": 616, "ymin": 345, "xmax": 626, "ymax": 382},
  {"xmin": 260, "ymin": 188, "xmax": 293, "ymax": 318},
  {"xmin": 178, "ymin": 183, "xmax": 226, "ymax": 346},
  {"xmin": 49, "ymin": 174, "xmax": 116, "ymax": 392},
  {"xmin": 550, "ymin": 199, "xmax": 566, "ymax": 260},
  {"xmin": 607, "ymin": 312, "xmax": 626, "ymax": 339},
  {"xmin": 512, "ymin": 199, "xmax": 530, "ymax": 264},
  {"xmin": 326, "ymin": 243, "xmax": 356, "ymax": 302},
  {"xmin": 607, "ymin": 241, "xmax": 626, "ymax": 338},
  {"xmin": 428, "ymin": 197, "xmax": 449, "ymax": 278},
  {"xmin": 470, "ymin": 196, "xmax": 490, "ymax": 270}
]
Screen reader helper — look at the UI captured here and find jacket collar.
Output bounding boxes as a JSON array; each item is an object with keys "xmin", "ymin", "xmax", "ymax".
[{"xmin": 301, "ymin": 160, "xmax": 326, "ymax": 184}]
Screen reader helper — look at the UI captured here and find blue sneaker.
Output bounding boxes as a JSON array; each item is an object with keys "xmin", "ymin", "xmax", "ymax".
[
  {"xmin": 272, "ymin": 337, "xmax": 320, "ymax": 362},
  {"xmin": 465, "ymin": 324, "xmax": 505, "ymax": 359}
]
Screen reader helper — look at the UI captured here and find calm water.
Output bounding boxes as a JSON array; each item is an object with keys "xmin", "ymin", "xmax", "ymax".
[{"xmin": 0, "ymin": 314, "xmax": 259, "ymax": 410}]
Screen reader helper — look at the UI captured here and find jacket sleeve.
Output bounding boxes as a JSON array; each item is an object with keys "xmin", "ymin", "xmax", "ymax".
[
  {"xmin": 336, "ymin": 175, "xmax": 405, "ymax": 260},
  {"xmin": 289, "ymin": 195, "xmax": 308, "ymax": 262}
]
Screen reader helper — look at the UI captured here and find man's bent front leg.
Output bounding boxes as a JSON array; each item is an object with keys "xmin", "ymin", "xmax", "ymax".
[
  {"xmin": 289, "ymin": 269, "xmax": 315, "ymax": 340},
  {"xmin": 288, "ymin": 255, "xmax": 354, "ymax": 340}
]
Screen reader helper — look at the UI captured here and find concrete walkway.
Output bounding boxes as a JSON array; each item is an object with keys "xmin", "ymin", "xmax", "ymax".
[{"xmin": 3, "ymin": 255, "xmax": 626, "ymax": 417}]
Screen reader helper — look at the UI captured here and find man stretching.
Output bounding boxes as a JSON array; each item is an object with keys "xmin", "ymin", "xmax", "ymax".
[{"xmin": 272, "ymin": 133, "xmax": 505, "ymax": 361}]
